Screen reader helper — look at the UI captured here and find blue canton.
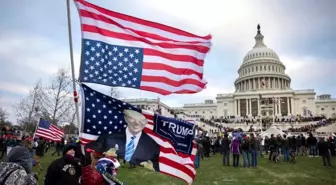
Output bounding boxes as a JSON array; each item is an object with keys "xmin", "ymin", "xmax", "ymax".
[
  {"xmin": 79, "ymin": 39, "xmax": 144, "ymax": 89},
  {"xmin": 81, "ymin": 84, "xmax": 140, "ymax": 136}
]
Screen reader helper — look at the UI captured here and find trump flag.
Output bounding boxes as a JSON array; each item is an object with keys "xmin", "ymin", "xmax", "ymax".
[{"xmin": 80, "ymin": 84, "xmax": 196, "ymax": 184}]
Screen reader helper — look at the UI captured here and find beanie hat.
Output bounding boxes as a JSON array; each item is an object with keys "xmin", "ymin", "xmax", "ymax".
[{"xmin": 62, "ymin": 144, "xmax": 76, "ymax": 156}]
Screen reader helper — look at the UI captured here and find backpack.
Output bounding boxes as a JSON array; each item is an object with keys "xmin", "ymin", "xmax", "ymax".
[{"xmin": 0, "ymin": 162, "xmax": 37, "ymax": 185}]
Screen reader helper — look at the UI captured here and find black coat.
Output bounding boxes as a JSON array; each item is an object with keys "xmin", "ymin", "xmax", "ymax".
[
  {"xmin": 317, "ymin": 141, "xmax": 331, "ymax": 155},
  {"xmin": 44, "ymin": 155, "xmax": 81, "ymax": 185}
]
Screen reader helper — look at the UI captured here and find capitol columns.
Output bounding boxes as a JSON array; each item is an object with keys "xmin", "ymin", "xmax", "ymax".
[
  {"xmin": 234, "ymin": 99, "xmax": 237, "ymax": 116},
  {"xmin": 287, "ymin": 97, "xmax": 290, "ymax": 115},
  {"xmin": 257, "ymin": 97, "xmax": 261, "ymax": 116},
  {"xmin": 246, "ymin": 99, "xmax": 248, "ymax": 116},
  {"xmin": 291, "ymin": 98, "xmax": 294, "ymax": 115},
  {"xmin": 249, "ymin": 98, "xmax": 252, "ymax": 116}
]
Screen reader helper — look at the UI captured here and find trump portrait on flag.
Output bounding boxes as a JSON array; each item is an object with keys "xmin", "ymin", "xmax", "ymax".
[{"xmin": 86, "ymin": 109, "xmax": 160, "ymax": 171}]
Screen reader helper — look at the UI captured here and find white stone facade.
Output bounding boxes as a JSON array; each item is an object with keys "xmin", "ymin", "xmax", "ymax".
[{"xmin": 124, "ymin": 25, "xmax": 336, "ymax": 120}]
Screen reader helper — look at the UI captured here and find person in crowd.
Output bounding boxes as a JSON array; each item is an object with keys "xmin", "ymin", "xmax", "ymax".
[
  {"xmin": 264, "ymin": 136, "xmax": 269, "ymax": 155},
  {"xmin": 231, "ymin": 137, "xmax": 240, "ymax": 167},
  {"xmin": 300, "ymin": 134, "xmax": 307, "ymax": 156},
  {"xmin": 316, "ymin": 137, "xmax": 332, "ymax": 167},
  {"xmin": 194, "ymin": 140, "xmax": 201, "ymax": 168},
  {"xmin": 221, "ymin": 133, "xmax": 231, "ymax": 166},
  {"xmin": 307, "ymin": 133, "xmax": 318, "ymax": 157},
  {"xmin": 52, "ymin": 138, "xmax": 64, "ymax": 157},
  {"xmin": 256, "ymin": 133, "xmax": 263, "ymax": 157},
  {"xmin": 0, "ymin": 135, "xmax": 7, "ymax": 160},
  {"xmin": 268, "ymin": 134, "xmax": 277, "ymax": 162},
  {"xmin": 282, "ymin": 135, "xmax": 290, "ymax": 163},
  {"xmin": 250, "ymin": 133, "xmax": 258, "ymax": 167},
  {"xmin": 33, "ymin": 137, "xmax": 45, "ymax": 172},
  {"xmin": 202, "ymin": 137, "xmax": 211, "ymax": 157},
  {"xmin": 296, "ymin": 135, "xmax": 301, "ymax": 154},
  {"xmin": 0, "ymin": 145, "xmax": 38, "ymax": 185},
  {"xmin": 45, "ymin": 140, "xmax": 51, "ymax": 154},
  {"xmin": 241, "ymin": 136, "xmax": 251, "ymax": 168},
  {"xmin": 44, "ymin": 144, "xmax": 82, "ymax": 185}
]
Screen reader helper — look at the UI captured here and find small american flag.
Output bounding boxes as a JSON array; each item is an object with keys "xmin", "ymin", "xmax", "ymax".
[
  {"xmin": 79, "ymin": 84, "xmax": 196, "ymax": 184},
  {"xmin": 35, "ymin": 119, "xmax": 64, "ymax": 142},
  {"xmin": 75, "ymin": 0, "xmax": 211, "ymax": 95}
]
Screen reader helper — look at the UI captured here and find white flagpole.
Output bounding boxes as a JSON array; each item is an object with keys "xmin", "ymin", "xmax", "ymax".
[{"xmin": 66, "ymin": 0, "xmax": 81, "ymax": 135}]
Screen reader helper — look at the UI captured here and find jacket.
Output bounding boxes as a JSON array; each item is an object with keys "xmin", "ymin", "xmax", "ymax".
[
  {"xmin": 82, "ymin": 165, "xmax": 105, "ymax": 185},
  {"xmin": 0, "ymin": 162, "xmax": 37, "ymax": 185},
  {"xmin": 44, "ymin": 155, "xmax": 82, "ymax": 185}
]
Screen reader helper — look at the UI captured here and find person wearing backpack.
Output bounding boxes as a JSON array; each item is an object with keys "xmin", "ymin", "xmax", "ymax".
[{"xmin": 0, "ymin": 145, "xmax": 38, "ymax": 185}]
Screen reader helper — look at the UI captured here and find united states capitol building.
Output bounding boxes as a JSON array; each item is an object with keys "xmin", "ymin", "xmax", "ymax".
[{"xmin": 125, "ymin": 25, "xmax": 336, "ymax": 121}]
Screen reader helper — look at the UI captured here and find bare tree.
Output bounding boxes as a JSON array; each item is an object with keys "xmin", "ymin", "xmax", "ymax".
[
  {"xmin": 13, "ymin": 80, "xmax": 43, "ymax": 132},
  {"xmin": 41, "ymin": 69, "xmax": 74, "ymax": 125},
  {"xmin": 109, "ymin": 87, "xmax": 120, "ymax": 98}
]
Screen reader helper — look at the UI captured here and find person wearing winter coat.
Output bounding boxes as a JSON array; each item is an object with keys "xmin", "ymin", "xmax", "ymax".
[
  {"xmin": 44, "ymin": 144, "xmax": 82, "ymax": 185},
  {"xmin": 0, "ymin": 145, "xmax": 38, "ymax": 185}
]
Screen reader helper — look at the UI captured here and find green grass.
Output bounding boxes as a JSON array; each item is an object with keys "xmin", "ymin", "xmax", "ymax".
[{"xmin": 35, "ymin": 152, "xmax": 336, "ymax": 185}]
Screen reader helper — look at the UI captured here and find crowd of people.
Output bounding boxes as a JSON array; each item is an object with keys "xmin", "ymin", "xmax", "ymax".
[{"xmin": 194, "ymin": 131, "xmax": 336, "ymax": 169}]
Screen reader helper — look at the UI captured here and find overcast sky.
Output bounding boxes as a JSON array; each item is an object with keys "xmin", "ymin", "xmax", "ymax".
[{"xmin": 0, "ymin": 0, "xmax": 335, "ymax": 122}]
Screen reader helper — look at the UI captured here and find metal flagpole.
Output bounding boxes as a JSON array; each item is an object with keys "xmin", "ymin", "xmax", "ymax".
[{"xmin": 66, "ymin": 0, "xmax": 81, "ymax": 135}]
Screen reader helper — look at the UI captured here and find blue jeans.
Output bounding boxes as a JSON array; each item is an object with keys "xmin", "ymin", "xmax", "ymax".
[
  {"xmin": 242, "ymin": 151, "xmax": 251, "ymax": 167},
  {"xmin": 283, "ymin": 149, "xmax": 290, "ymax": 162},
  {"xmin": 194, "ymin": 154, "xmax": 200, "ymax": 168},
  {"xmin": 251, "ymin": 150, "xmax": 258, "ymax": 166},
  {"xmin": 309, "ymin": 146, "xmax": 317, "ymax": 156},
  {"xmin": 223, "ymin": 150, "xmax": 230, "ymax": 166}
]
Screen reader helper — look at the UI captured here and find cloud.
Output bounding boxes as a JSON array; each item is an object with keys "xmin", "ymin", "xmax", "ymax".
[
  {"xmin": 281, "ymin": 54, "xmax": 336, "ymax": 94},
  {"xmin": 0, "ymin": 82, "xmax": 30, "ymax": 95}
]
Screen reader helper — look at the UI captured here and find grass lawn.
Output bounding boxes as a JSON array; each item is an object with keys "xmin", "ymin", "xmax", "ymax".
[{"xmin": 34, "ymin": 152, "xmax": 336, "ymax": 185}]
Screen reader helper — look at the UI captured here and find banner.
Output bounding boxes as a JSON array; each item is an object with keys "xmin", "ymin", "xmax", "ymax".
[{"xmin": 154, "ymin": 115, "xmax": 195, "ymax": 154}]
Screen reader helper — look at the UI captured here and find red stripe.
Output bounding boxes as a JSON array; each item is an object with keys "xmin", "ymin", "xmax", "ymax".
[
  {"xmin": 142, "ymin": 62, "xmax": 203, "ymax": 79},
  {"xmin": 141, "ymin": 75, "xmax": 206, "ymax": 88},
  {"xmin": 80, "ymin": 10, "xmax": 210, "ymax": 52},
  {"xmin": 140, "ymin": 86, "xmax": 203, "ymax": 95},
  {"xmin": 82, "ymin": 25, "xmax": 207, "ymax": 58},
  {"xmin": 144, "ymin": 48, "xmax": 204, "ymax": 66},
  {"xmin": 76, "ymin": 0, "xmax": 211, "ymax": 40},
  {"xmin": 159, "ymin": 156, "xmax": 195, "ymax": 179}
]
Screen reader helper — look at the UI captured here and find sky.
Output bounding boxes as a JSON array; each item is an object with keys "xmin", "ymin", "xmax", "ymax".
[{"xmin": 0, "ymin": 0, "xmax": 335, "ymax": 122}]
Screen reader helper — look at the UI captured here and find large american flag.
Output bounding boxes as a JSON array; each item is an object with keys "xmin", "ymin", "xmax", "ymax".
[
  {"xmin": 79, "ymin": 84, "xmax": 196, "ymax": 184},
  {"xmin": 75, "ymin": 0, "xmax": 211, "ymax": 95},
  {"xmin": 35, "ymin": 119, "xmax": 64, "ymax": 142}
]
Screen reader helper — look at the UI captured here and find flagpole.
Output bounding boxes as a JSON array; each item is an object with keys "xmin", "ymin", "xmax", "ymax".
[{"xmin": 66, "ymin": 0, "xmax": 81, "ymax": 135}]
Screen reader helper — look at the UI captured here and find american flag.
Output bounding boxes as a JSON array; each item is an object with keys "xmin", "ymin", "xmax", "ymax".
[
  {"xmin": 79, "ymin": 84, "xmax": 197, "ymax": 184},
  {"xmin": 75, "ymin": 0, "xmax": 211, "ymax": 95},
  {"xmin": 35, "ymin": 119, "xmax": 64, "ymax": 142}
]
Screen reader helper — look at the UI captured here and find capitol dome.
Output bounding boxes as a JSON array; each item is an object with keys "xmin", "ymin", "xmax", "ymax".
[{"xmin": 234, "ymin": 24, "xmax": 291, "ymax": 92}]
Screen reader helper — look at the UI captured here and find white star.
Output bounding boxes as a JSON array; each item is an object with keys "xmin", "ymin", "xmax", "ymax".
[
  {"xmin": 92, "ymin": 125, "xmax": 96, "ymax": 129},
  {"xmin": 85, "ymin": 51, "xmax": 90, "ymax": 56},
  {"xmin": 114, "ymin": 126, "xmax": 118, "ymax": 129},
  {"xmin": 135, "ymin": 49, "xmax": 140, "ymax": 54},
  {"xmin": 98, "ymin": 121, "xmax": 102, "ymax": 124},
  {"xmin": 104, "ymin": 126, "xmax": 107, "ymax": 130},
  {"xmin": 86, "ymin": 129, "xmax": 90, "ymax": 132},
  {"xmin": 92, "ymin": 115, "xmax": 96, "ymax": 118},
  {"xmin": 85, "ymin": 41, "xmax": 90, "ymax": 45},
  {"xmin": 108, "ymin": 131, "xmax": 112, "ymax": 134},
  {"xmin": 92, "ymin": 104, "xmax": 95, "ymax": 107},
  {"xmin": 114, "ymin": 115, "xmax": 118, "ymax": 119},
  {"xmin": 87, "ymin": 119, "xmax": 91, "ymax": 123},
  {"xmin": 90, "ymin": 47, "xmax": 95, "ymax": 52},
  {"xmin": 96, "ymin": 99, "xmax": 100, "ymax": 102},
  {"xmin": 108, "ymin": 110, "xmax": 112, "ymax": 114},
  {"xmin": 96, "ymin": 52, "xmax": 100, "ymax": 57},
  {"xmin": 134, "ymin": 59, "xmax": 139, "ymax": 63},
  {"xmin": 96, "ymin": 43, "xmax": 101, "ymax": 47},
  {"xmin": 123, "ymin": 58, "xmax": 128, "ymax": 62},
  {"xmin": 86, "ymin": 108, "xmax": 90, "ymax": 112},
  {"xmin": 129, "ymin": 53, "xmax": 134, "ymax": 58},
  {"xmin": 133, "ymin": 77, "xmax": 137, "ymax": 81},
  {"xmin": 118, "ymin": 52, "xmax": 123, "ymax": 57},
  {"xmin": 104, "ymin": 116, "xmax": 107, "ymax": 119},
  {"xmin": 103, "ymin": 104, "xmax": 106, "ymax": 108},
  {"xmin": 97, "ymin": 110, "xmax": 101, "ymax": 113},
  {"xmin": 124, "ymin": 48, "xmax": 129, "ymax": 53},
  {"xmin": 113, "ymin": 47, "xmax": 118, "ymax": 52},
  {"xmin": 109, "ymin": 121, "xmax": 113, "ymax": 124},
  {"xmin": 113, "ymin": 57, "xmax": 118, "ymax": 61},
  {"xmin": 134, "ymin": 68, "xmax": 138, "ymax": 73},
  {"xmin": 108, "ymin": 51, "xmax": 112, "ymax": 56},
  {"xmin": 98, "ymin": 131, "xmax": 101, "ymax": 134}
]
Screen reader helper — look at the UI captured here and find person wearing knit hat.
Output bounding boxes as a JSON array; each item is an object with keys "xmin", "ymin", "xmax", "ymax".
[{"xmin": 43, "ymin": 144, "xmax": 82, "ymax": 185}]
